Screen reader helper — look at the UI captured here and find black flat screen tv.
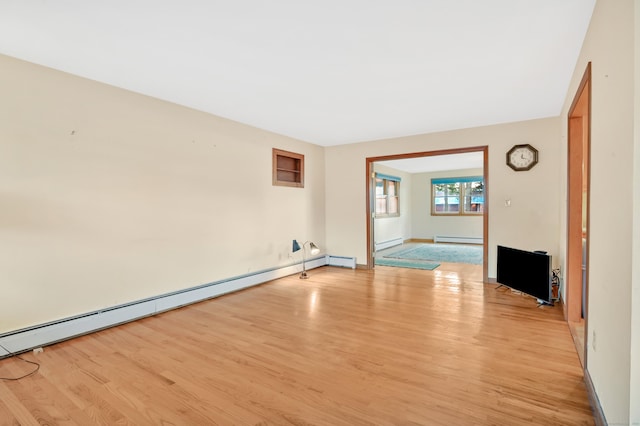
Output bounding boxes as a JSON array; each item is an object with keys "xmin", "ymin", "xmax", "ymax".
[{"xmin": 496, "ymin": 245, "xmax": 552, "ymax": 304}]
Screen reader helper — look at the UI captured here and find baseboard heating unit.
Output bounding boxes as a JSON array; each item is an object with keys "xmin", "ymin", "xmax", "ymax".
[
  {"xmin": 326, "ymin": 255, "xmax": 357, "ymax": 269},
  {"xmin": 0, "ymin": 256, "xmax": 331, "ymax": 358},
  {"xmin": 374, "ymin": 237, "xmax": 404, "ymax": 251},
  {"xmin": 434, "ymin": 236, "xmax": 483, "ymax": 244}
]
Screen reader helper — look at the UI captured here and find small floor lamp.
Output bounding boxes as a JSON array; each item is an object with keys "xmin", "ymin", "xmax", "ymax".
[{"xmin": 292, "ymin": 239, "xmax": 320, "ymax": 279}]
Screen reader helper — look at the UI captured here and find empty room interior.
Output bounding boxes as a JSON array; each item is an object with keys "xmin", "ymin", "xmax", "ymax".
[{"xmin": 1, "ymin": 1, "xmax": 639, "ymax": 425}]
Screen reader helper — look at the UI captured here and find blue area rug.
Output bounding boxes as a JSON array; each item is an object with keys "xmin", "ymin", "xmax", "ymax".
[
  {"xmin": 375, "ymin": 258, "xmax": 440, "ymax": 270},
  {"xmin": 383, "ymin": 243, "xmax": 483, "ymax": 265}
]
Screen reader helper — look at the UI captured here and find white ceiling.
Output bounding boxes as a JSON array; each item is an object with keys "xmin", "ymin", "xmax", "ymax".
[
  {"xmin": 377, "ymin": 152, "xmax": 484, "ymax": 173},
  {"xmin": 0, "ymin": 1, "xmax": 595, "ymax": 146}
]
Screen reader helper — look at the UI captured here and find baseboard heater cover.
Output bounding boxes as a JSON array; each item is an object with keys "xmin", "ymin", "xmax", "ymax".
[
  {"xmin": 374, "ymin": 237, "xmax": 404, "ymax": 251},
  {"xmin": 0, "ymin": 256, "xmax": 328, "ymax": 358},
  {"xmin": 434, "ymin": 236, "xmax": 483, "ymax": 244},
  {"xmin": 326, "ymin": 255, "xmax": 357, "ymax": 269}
]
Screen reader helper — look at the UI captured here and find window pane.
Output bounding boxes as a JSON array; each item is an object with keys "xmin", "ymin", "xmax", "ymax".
[
  {"xmin": 375, "ymin": 176, "xmax": 400, "ymax": 216},
  {"xmin": 435, "ymin": 196, "xmax": 459, "ymax": 213},
  {"xmin": 376, "ymin": 179, "xmax": 384, "ymax": 196},
  {"xmin": 463, "ymin": 196, "xmax": 480, "ymax": 212},
  {"xmin": 462, "ymin": 181, "xmax": 484, "ymax": 213},
  {"xmin": 463, "ymin": 195, "xmax": 483, "ymax": 213},
  {"xmin": 470, "ymin": 181, "xmax": 484, "ymax": 194},
  {"xmin": 389, "ymin": 196, "xmax": 399, "ymax": 214},
  {"xmin": 387, "ymin": 181, "xmax": 396, "ymax": 196},
  {"xmin": 447, "ymin": 196, "xmax": 459, "ymax": 212}
]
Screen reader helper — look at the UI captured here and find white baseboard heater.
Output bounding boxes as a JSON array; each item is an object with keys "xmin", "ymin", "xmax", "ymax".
[
  {"xmin": 374, "ymin": 237, "xmax": 404, "ymax": 251},
  {"xmin": 326, "ymin": 255, "xmax": 357, "ymax": 269},
  {"xmin": 434, "ymin": 236, "xmax": 483, "ymax": 244},
  {"xmin": 0, "ymin": 256, "xmax": 330, "ymax": 358}
]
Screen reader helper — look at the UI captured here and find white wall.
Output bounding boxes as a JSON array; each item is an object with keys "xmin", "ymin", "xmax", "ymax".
[
  {"xmin": 372, "ymin": 164, "xmax": 412, "ymax": 247},
  {"xmin": 558, "ymin": 0, "xmax": 637, "ymax": 423},
  {"xmin": 0, "ymin": 54, "xmax": 326, "ymax": 334},
  {"xmin": 411, "ymin": 168, "xmax": 483, "ymax": 241},
  {"xmin": 325, "ymin": 117, "xmax": 561, "ymax": 277}
]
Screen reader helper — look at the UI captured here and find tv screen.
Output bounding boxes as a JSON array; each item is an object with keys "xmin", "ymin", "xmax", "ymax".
[{"xmin": 496, "ymin": 245, "xmax": 552, "ymax": 303}]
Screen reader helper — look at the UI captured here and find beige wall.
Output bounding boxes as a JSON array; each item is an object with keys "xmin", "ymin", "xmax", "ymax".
[
  {"xmin": 0, "ymin": 54, "xmax": 326, "ymax": 334},
  {"xmin": 325, "ymin": 117, "xmax": 561, "ymax": 276},
  {"xmin": 558, "ymin": 0, "xmax": 638, "ymax": 423},
  {"xmin": 632, "ymin": 1, "xmax": 640, "ymax": 422},
  {"xmin": 411, "ymin": 168, "xmax": 483, "ymax": 241},
  {"xmin": 372, "ymin": 164, "xmax": 412, "ymax": 246}
]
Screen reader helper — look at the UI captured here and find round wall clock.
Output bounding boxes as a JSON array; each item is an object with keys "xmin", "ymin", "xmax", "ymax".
[{"xmin": 506, "ymin": 144, "xmax": 539, "ymax": 171}]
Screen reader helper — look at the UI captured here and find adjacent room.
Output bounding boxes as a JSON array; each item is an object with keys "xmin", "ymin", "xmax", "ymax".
[
  {"xmin": 1, "ymin": 1, "xmax": 638, "ymax": 425},
  {"xmin": 373, "ymin": 151, "xmax": 485, "ymax": 272}
]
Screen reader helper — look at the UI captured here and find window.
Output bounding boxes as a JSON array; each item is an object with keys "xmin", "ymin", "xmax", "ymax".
[
  {"xmin": 432, "ymin": 176, "xmax": 484, "ymax": 215},
  {"xmin": 273, "ymin": 148, "xmax": 304, "ymax": 187},
  {"xmin": 375, "ymin": 173, "xmax": 400, "ymax": 217}
]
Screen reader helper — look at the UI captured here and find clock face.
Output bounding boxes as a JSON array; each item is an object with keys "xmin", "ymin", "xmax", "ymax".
[{"xmin": 506, "ymin": 144, "xmax": 538, "ymax": 171}]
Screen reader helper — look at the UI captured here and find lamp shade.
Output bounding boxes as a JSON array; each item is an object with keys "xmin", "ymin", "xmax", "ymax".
[
  {"xmin": 292, "ymin": 239, "xmax": 301, "ymax": 252},
  {"xmin": 309, "ymin": 242, "xmax": 320, "ymax": 255}
]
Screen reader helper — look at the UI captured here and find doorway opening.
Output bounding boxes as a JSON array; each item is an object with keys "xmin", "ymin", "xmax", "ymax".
[
  {"xmin": 566, "ymin": 62, "xmax": 591, "ymax": 367},
  {"xmin": 366, "ymin": 146, "xmax": 489, "ymax": 283}
]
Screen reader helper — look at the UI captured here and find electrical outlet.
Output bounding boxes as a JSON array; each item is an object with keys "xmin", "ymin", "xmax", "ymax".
[{"xmin": 592, "ymin": 330, "xmax": 596, "ymax": 351}]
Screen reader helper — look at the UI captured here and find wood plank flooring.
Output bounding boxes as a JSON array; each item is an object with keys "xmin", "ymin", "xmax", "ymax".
[{"xmin": 0, "ymin": 263, "xmax": 594, "ymax": 425}]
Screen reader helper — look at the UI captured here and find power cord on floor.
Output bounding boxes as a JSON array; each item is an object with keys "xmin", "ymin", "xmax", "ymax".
[{"xmin": 0, "ymin": 343, "xmax": 40, "ymax": 381}]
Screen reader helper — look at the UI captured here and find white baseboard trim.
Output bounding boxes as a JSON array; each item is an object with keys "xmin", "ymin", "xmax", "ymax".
[
  {"xmin": 584, "ymin": 368, "xmax": 607, "ymax": 426},
  {"xmin": 0, "ymin": 256, "xmax": 327, "ymax": 358},
  {"xmin": 375, "ymin": 237, "xmax": 404, "ymax": 251}
]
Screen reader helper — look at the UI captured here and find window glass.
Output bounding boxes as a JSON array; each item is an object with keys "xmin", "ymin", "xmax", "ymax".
[
  {"xmin": 375, "ymin": 175, "xmax": 400, "ymax": 217},
  {"xmin": 432, "ymin": 178, "xmax": 483, "ymax": 216}
]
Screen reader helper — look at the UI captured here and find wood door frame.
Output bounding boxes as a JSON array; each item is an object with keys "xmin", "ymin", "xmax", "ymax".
[
  {"xmin": 365, "ymin": 146, "xmax": 489, "ymax": 283},
  {"xmin": 566, "ymin": 62, "xmax": 591, "ymax": 365}
]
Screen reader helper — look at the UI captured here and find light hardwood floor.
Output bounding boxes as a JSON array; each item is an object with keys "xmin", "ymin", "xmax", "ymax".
[{"xmin": 0, "ymin": 263, "xmax": 594, "ymax": 425}]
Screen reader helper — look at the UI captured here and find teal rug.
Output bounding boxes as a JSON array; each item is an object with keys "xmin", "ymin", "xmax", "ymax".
[
  {"xmin": 383, "ymin": 243, "xmax": 483, "ymax": 265},
  {"xmin": 375, "ymin": 258, "xmax": 440, "ymax": 270}
]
